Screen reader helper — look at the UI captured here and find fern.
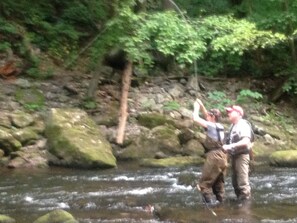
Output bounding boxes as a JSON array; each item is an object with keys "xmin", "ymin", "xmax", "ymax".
[{"xmin": 236, "ymin": 89, "xmax": 263, "ymax": 104}]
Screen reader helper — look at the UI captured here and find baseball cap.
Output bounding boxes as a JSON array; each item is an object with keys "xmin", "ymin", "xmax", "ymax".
[{"xmin": 225, "ymin": 105, "xmax": 244, "ymax": 116}]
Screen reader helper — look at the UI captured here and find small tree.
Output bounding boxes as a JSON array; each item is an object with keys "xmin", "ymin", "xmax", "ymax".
[
  {"xmin": 89, "ymin": 0, "xmax": 286, "ymax": 144},
  {"xmin": 96, "ymin": 1, "xmax": 207, "ymax": 144}
]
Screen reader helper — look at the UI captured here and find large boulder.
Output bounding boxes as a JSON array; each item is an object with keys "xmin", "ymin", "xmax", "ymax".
[{"xmin": 45, "ymin": 108, "xmax": 116, "ymax": 169}]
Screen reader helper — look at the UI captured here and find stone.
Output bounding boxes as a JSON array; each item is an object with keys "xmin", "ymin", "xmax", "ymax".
[
  {"xmin": 33, "ymin": 209, "xmax": 78, "ymax": 223},
  {"xmin": 45, "ymin": 108, "xmax": 117, "ymax": 169}
]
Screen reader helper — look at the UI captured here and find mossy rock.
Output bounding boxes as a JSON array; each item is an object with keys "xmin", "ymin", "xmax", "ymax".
[
  {"xmin": 137, "ymin": 113, "xmax": 175, "ymax": 129},
  {"xmin": 116, "ymin": 134, "xmax": 159, "ymax": 160},
  {"xmin": 139, "ymin": 156, "xmax": 204, "ymax": 168},
  {"xmin": 33, "ymin": 209, "xmax": 78, "ymax": 223},
  {"xmin": 151, "ymin": 125, "xmax": 181, "ymax": 154},
  {"xmin": 269, "ymin": 150, "xmax": 297, "ymax": 167},
  {"xmin": 45, "ymin": 108, "xmax": 116, "ymax": 168},
  {"xmin": 252, "ymin": 141, "xmax": 277, "ymax": 160},
  {"xmin": 0, "ymin": 127, "xmax": 22, "ymax": 154}
]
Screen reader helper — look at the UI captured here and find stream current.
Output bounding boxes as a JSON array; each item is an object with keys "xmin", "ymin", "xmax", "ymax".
[{"xmin": 0, "ymin": 164, "xmax": 297, "ymax": 223}]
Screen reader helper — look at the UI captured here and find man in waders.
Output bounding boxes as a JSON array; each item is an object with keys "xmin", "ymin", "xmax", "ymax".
[
  {"xmin": 193, "ymin": 99, "xmax": 228, "ymax": 206},
  {"xmin": 223, "ymin": 105, "xmax": 253, "ymax": 202}
]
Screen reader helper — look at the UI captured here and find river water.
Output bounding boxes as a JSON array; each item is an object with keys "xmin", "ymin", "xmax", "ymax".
[{"xmin": 0, "ymin": 163, "xmax": 297, "ymax": 223}]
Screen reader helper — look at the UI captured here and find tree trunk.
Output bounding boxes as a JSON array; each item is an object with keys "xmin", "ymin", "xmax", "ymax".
[{"xmin": 116, "ymin": 60, "xmax": 132, "ymax": 144}]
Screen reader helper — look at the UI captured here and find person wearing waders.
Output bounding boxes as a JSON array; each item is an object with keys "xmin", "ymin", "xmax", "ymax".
[
  {"xmin": 222, "ymin": 105, "xmax": 253, "ymax": 202},
  {"xmin": 193, "ymin": 99, "xmax": 227, "ymax": 206}
]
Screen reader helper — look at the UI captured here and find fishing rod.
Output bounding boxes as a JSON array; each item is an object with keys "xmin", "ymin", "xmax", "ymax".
[{"xmin": 196, "ymin": 185, "xmax": 217, "ymax": 217}]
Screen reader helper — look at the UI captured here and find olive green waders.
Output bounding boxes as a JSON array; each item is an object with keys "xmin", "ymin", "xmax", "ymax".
[{"xmin": 199, "ymin": 136, "xmax": 228, "ymax": 203}]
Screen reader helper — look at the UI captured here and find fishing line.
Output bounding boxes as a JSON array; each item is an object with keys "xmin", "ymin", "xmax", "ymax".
[
  {"xmin": 168, "ymin": 0, "xmax": 199, "ymax": 91},
  {"xmin": 196, "ymin": 185, "xmax": 217, "ymax": 217}
]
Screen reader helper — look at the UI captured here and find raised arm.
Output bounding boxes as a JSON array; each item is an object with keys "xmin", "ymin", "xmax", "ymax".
[
  {"xmin": 196, "ymin": 99, "xmax": 208, "ymax": 119},
  {"xmin": 193, "ymin": 100, "xmax": 208, "ymax": 128}
]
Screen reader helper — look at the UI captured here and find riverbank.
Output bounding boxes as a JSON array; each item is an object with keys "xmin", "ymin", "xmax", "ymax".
[{"xmin": 0, "ymin": 69, "xmax": 297, "ymax": 169}]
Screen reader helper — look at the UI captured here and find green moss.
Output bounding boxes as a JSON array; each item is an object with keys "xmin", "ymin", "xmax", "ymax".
[
  {"xmin": 15, "ymin": 88, "xmax": 45, "ymax": 111},
  {"xmin": 33, "ymin": 209, "xmax": 78, "ymax": 223},
  {"xmin": 269, "ymin": 150, "xmax": 297, "ymax": 167},
  {"xmin": 140, "ymin": 156, "xmax": 204, "ymax": 168},
  {"xmin": 137, "ymin": 113, "xmax": 175, "ymax": 129}
]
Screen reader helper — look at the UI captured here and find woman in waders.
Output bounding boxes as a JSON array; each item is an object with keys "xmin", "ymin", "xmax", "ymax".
[{"xmin": 193, "ymin": 99, "xmax": 228, "ymax": 206}]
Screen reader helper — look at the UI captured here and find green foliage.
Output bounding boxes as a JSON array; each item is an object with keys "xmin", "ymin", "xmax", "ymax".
[
  {"xmin": 236, "ymin": 89, "xmax": 263, "ymax": 104},
  {"xmin": 207, "ymin": 91, "xmax": 232, "ymax": 111},
  {"xmin": 91, "ymin": 7, "xmax": 207, "ymax": 70},
  {"xmin": 283, "ymin": 76, "xmax": 297, "ymax": 94},
  {"xmin": 0, "ymin": 0, "xmax": 295, "ymax": 95},
  {"xmin": 187, "ymin": 14, "xmax": 285, "ymax": 76},
  {"xmin": 0, "ymin": 42, "xmax": 11, "ymax": 52},
  {"xmin": 0, "ymin": 0, "xmax": 112, "ymax": 70},
  {"xmin": 0, "ymin": 17, "xmax": 17, "ymax": 35},
  {"xmin": 174, "ymin": 0, "xmax": 232, "ymax": 17},
  {"xmin": 82, "ymin": 98, "xmax": 97, "ymax": 110},
  {"xmin": 26, "ymin": 67, "xmax": 54, "ymax": 79},
  {"xmin": 163, "ymin": 101, "xmax": 181, "ymax": 111}
]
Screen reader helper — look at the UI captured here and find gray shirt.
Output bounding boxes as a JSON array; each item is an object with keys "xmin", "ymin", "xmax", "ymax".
[{"xmin": 206, "ymin": 122, "xmax": 224, "ymax": 142}]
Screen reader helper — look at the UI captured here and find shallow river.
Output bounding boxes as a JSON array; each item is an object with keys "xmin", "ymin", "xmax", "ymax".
[{"xmin": 0, "ymin": 163, "xmax": 297, "ymax": 223}]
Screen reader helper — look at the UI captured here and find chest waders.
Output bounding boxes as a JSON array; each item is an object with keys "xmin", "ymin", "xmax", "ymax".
[{"xmin": 198, "ymin": 135, "xmax": 228, "ymax": 205}]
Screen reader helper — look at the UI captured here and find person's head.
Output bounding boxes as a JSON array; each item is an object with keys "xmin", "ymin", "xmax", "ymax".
[
  {"xmin": 225, "ymin": 105, "xmax": 244, "ymax": 123},
  {"xmin": 207, "ymin": 108, "xmax": 221, "ymax": 122}
]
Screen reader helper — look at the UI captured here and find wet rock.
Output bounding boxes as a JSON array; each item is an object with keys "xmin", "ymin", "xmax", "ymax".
[
  {"xmin": 8, "ymin": 146, "xmax": 48, "ymax": 168},
  {"xmin": 33, "ymin": 209, "xmax": 78, "ymax": 223}
]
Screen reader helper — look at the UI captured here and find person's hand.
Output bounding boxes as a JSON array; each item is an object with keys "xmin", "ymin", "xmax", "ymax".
[
  {"xmin": 196, "ymin": 99, "xmax": 203, "ymax": 106},
  {"xmin": 194, "ymin": 100, "xmax": 200, "ymax": 111},
  {"xmin": 193, "ymin": 101, "xmax": 200, "ymax": 120},
  {"xmin": 222, "ymin": 144, "xmax": 234, "ymax": 153}
]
